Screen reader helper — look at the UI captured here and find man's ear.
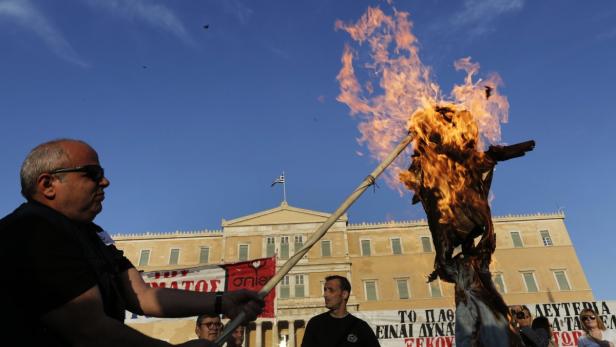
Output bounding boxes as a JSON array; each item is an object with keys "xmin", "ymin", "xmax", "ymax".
[
  {"xmin": 36, "ymin": 173, "xmax": 57, "ymax": 199},
  {"xmin": 342, "ymin": 290, "xmax": 350, "ymax": 301}
]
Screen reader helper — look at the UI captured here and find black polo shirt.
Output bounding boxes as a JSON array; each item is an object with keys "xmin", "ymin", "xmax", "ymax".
[{"xmin": 0, "ymin": 201, "xmax": 134, "ymax": 346}]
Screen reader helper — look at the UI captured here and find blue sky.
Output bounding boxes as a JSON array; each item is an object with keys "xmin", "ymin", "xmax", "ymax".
[{"xmin": 1, "ymin": 0, "xmax": 614, "ymax": 299}]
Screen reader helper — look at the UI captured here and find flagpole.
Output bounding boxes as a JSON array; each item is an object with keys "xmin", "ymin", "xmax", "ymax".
[{"xmin": 282, "ymin": 171, "xmax": 287, "ymax": 203}]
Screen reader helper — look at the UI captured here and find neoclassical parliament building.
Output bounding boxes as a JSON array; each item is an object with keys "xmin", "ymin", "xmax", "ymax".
[{"xmin": 113, "ymin": 202, "xmax": 593, "ymax": 345}]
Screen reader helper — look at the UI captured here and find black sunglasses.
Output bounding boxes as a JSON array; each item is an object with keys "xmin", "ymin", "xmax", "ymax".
[
  {"xmin": 581, "ymin": 315, "xmax": 596, "ymax": 321},
  {"xmin": 49, "ymin": 165, "xmax": 105, "ymax": 181}
]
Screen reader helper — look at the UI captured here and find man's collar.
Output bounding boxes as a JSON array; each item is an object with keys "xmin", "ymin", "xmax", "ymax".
[{"xmin": 329, "ymin": 311, "xmax": 350, "ymax": 319}]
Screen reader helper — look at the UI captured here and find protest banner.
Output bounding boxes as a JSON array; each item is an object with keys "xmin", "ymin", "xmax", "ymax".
[
  {"xmin": 353, "ymin": 300, "xmax": 616, "ymax": 347},
  {"xmin": 126, "ymin": 256, "xmax": 276, "ymax": 323}
]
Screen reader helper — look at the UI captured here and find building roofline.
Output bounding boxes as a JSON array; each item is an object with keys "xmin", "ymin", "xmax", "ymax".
[
  {"xmin": 347, "ymin": 211, "xmax": 565, "ymax": 229},
  {"xmin": 111, "ymin": 211, "xmax": 564, "ymax": 240},
  {"xmin": 112, "ymin": 229, "xmax": 222, "ymax": 241}
]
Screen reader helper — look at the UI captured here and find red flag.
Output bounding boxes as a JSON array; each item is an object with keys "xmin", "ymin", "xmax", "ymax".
[{"xmin": 224, "ymin": 257, "xmax": 276, "ymax": 318}]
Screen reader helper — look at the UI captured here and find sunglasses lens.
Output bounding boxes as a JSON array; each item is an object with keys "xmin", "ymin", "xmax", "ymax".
[
  {"xmin": 582, "ymin": 316, "xmax": 596, "ymax": 321},
  {"xmin": 86, "ymin": 166, "xmax": 104, "ymax": 181}
]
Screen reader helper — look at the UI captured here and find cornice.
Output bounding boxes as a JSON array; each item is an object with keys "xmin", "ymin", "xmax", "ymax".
[
  {"xmin": 112, "ymin": 211, "xmax": 564, "ymax": 240},
  {"xmin": 347, "ymin": 211, "xmax": 565, "ymax": 230}
]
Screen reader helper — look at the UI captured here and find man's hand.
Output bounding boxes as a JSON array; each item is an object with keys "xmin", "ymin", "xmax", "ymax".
[{"xmin": 222, "ymin": 290, "xmax": 265, "ymax": 322}]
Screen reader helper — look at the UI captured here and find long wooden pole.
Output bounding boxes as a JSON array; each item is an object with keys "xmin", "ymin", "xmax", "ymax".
[{"xmin": 215, "ymin": 133, "xmax": 413, "ymax": 346}]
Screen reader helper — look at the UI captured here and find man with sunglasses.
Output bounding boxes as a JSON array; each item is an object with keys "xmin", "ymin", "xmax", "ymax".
[
  {"xmin": 510, "ymin": 305, "xmax": 550, "ymax": 347},
  {"xmin": 0, "ymin": 139, "xmax": 264, "ymax": 347}
]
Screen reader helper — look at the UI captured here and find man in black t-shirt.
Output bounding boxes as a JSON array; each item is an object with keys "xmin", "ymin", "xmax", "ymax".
[
  {"xmin": 0, "ymin": 139, "xmax": 264, "ymax": 347},
  {"xmin": 301, "ymin": 275, "xmax": 380, "ymax": 347}
]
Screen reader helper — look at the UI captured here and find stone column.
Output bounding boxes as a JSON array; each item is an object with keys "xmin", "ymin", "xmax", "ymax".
[
  {"xmin": 256, "ymin": 321, "xmax": 263, "ymax": 347},
  {"xmin": 288, "ymin": 320, "xmax": 295, "ymax": 347},
  {"xmin": 272, "ymin": 320, "xmax": 279, "ymax": 347}
]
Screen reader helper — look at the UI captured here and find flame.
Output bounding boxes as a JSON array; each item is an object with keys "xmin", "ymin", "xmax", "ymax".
[{"xmin": 336, "ymin": 6, "xmax": 509, "ymax": 198}]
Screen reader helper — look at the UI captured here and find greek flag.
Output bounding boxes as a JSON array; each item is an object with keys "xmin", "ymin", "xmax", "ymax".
[{"xmin": 271, "ymin": 174, "xmax": 285, "ymax": 187}]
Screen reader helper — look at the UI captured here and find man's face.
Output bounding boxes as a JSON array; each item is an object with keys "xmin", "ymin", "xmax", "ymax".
[
  {"xmin": 195, "ymin": 316, "xmax": 222, "ymax": 341},
  {"xmin": 46, "ymin": 142, "xmax": 110, "ymax": 222},
  {"xmin": 323, "ymin": 279, "xmax": 348, "ymax": 311}
]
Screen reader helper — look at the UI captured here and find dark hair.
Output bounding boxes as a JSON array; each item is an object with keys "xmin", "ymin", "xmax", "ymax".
[
  {"xmin": 196, "ymin": 313, "xmax": 220, "ymax": 326},
  {"xmin": 532, "ymin": 316, "xmax": 550, "ymax": 332},
  {"xmin": 532, "ymin": 316, "xmax": 554, "ymax": 345},
  {"xmin": 325, "ymin": 275, "xmax": 351, "ymax": 293}
]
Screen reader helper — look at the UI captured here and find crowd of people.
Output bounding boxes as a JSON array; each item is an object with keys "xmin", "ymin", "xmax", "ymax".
[
  {"xmin": 509, "ymin": 306, "xmax": 615, "ymax": 347},
  {"xmin": 2, "ymin": 138, "xmax": 614, "ymax": 347}
]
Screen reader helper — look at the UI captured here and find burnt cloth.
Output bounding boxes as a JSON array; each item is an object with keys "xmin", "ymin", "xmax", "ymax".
[
  {"xmin": 0, "ymin": 201, "xmax": 134, "ymax": 346},
  {"xmin": 301, "ymin": 312, "xmax": 381, "ymax": 347}
]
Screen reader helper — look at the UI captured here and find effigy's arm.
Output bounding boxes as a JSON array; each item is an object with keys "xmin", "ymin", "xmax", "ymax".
[
  {"xmin": 480, "ymin": 140, "xmax": 536, "ymax": 193},
  {"xmin": 486, "ymin": 140, "xmax": 535, "ymax": 162}
]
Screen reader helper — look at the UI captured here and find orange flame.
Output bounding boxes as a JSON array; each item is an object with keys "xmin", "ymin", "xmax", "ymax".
[{"xmin": 336, "ymin": 6, "xmax": 509, "ymax": 197}]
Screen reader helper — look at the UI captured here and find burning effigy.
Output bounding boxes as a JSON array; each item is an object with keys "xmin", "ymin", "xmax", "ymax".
[
  {"xmin": 336, "ymin": 6, "xmax": 534, "ymax": 347},
  {"xmin": 401, "ymin": 104, "xmax": 534, "ymax": 347}
]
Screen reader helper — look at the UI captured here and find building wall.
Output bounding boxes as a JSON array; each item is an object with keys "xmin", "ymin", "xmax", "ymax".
[{"xmin": 114, "ymin": 204, "xmax": 592, "ymax": 346}]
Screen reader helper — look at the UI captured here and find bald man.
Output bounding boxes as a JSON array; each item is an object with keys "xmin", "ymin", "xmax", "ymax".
[{"xmin": 0, "ymin": 139, "xmax": 263, "ymax": 347}]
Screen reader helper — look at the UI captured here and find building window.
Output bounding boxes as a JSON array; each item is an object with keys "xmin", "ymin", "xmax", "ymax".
[
  {"xmin": 295, "ymin": 274, "xmax": 305, "ymax": 297},
  {"xmin": 266, "ymin": 237, "xmax": 275, "ymax": 257},
  {"xmin": 280, "ymin": 276, "xmax": 290, "ymax": 299},
  {"xmin": 511, "ymin": 232, "xmax": 524, "ymax": 248},
  {"xmin": 391, "ymin": 238, "xmax": 402, "ymax": 255},
  {"xmin": 321, "ymin": 240, "xmax": 332, "ymax": 257},
  {"xmin": 421, "ymin": 237, "xmax": 432, "ymax": 252},
  {"xmin": 280, "ymin": 236, "xmax": 289, "ymax": 259},
  {"xmin": 396, "ymin": 279, "xmax": 410, "ymax": 299},
  {"xmin": 429, "ymin": 281, "xmax": 442, "ymax": 297},
  {"xmin": 554, "ymin": 270, "xmax": 571, "ymax": 291},
  {"xmin": 238, "ymin": 244, "xmax": 249, "ymax": 261},
  {"xmin": 361, "ymin": 239, "xmax": 372, "ymax": 256},
  {"xmin": 540, "ymin": 230, "xmax": 553, "ymax": 246},
  {"xmin": 199, "ymin": 247, "xmax": 210, "ymax": 264},
  {"xmin": 493, "ymin": 273, "xmax": 507, "ymax": 294},
  {"xmin": 522, "ymin": 272, "xmax": 539, "ymax": 292},
  {"xmin": 139, "ymin": 250, "xmax": 150, "ymax": 266},
  {"xmin": 364, "ymin": 280, "xmax": 378, "ymax": 301},
  {"xmin": 294, "ymin": 235, "xmax": 304, "ymax": 253},
  {"xmin": 169, "ymin": 248, "xmax": 180, "ymax": 265}
]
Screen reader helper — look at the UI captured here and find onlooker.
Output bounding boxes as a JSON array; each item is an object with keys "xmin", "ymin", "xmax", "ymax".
[
  {"xmin": 195, "ymin": 313, "xmax": 223, "ymax": 342},
  {"xmin": 532, "ymin": 316, "xmax": 555, "ymax": 347},
  {"xmin": 578, "ymin": 308, "xmax": 616, "ymax": 347},
  {"xmin": 510, "ymin": 305, "xmax": 549, "ymax": 347},
  {"xmin": 301, "ymin": 275, "xmax": 380, "ymax": 347},
  {"xmin": 0, "ymin": 139, "xmax": 264, "ymax": 347},
  {"xmin": 224, "ymin": 324, "xmax": 246, "ymax": 347}
]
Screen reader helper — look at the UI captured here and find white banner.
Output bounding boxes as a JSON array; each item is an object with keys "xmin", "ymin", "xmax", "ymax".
[{"xmin": 353, "ymin": 300, "xmax": 616, "ymax": 347}]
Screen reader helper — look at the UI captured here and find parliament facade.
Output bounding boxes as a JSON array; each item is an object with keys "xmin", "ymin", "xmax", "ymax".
[{"xmin": 113, "ymin": 202, "xmax": 592, "ymax": 346}]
